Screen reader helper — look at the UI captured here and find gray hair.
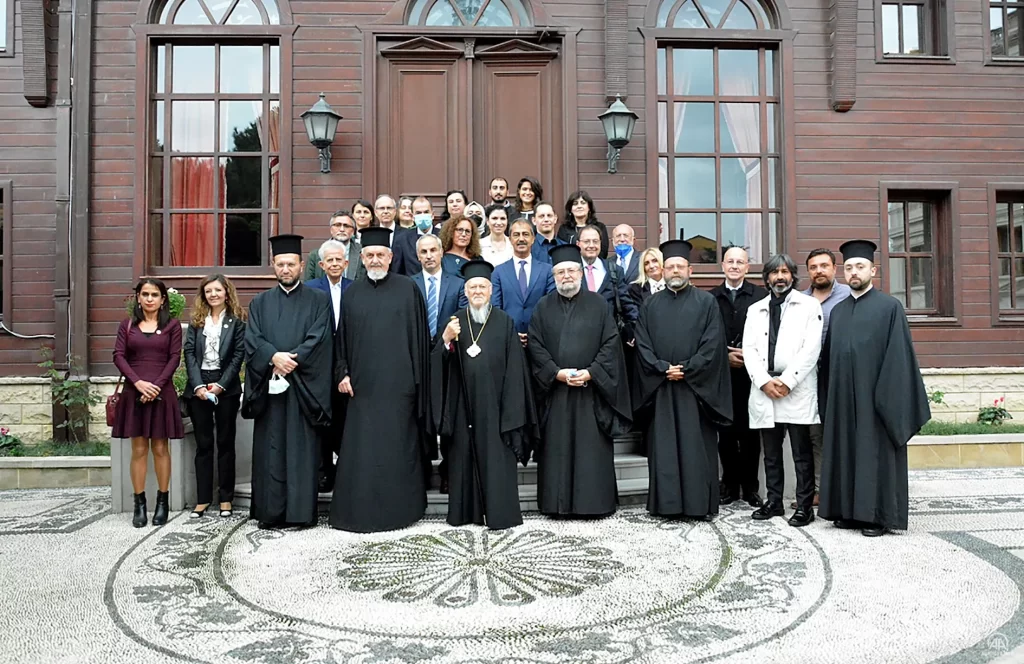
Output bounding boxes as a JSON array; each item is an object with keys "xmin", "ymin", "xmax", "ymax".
[
  {"xmin": 416, "ymin": 234, "xmax": 443, "ymax": 252},
  {"xmin": 762, "ymin": 253, "xmax": 800, "ymax": 288},
  {"xmin": 318, "ymin": 239, "xmax": 348, "ymax": 261}
]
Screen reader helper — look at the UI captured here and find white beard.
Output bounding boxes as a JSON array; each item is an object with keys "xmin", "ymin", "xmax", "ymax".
[
  {"xmin": 469, "ymin": 303, "xmax": 491, "ymax": 325},
  {"xmin": 366, "ymin": 269, "xmax": 388, "ymax": 281},
  {"xmin": 557, "ymin": 281, "xmax": 582, "ymax": 298}
]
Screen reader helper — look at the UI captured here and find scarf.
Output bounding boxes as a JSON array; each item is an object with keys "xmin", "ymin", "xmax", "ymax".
[{"xmin": 768, "ymin": 289, "xmax": 791, "ymax": 372}]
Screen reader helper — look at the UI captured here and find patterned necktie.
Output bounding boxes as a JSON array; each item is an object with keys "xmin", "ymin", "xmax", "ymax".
[
  {"xmin": 586, "ymin": 265, "xmax": 597, "ymax": 291},
  {"xmin": 518, "ymin": 260, "xmax": 528, "ymax": 299},
  {"xmin": 427, "ymin": 276, "xmax": 438, "ymax": 338}
]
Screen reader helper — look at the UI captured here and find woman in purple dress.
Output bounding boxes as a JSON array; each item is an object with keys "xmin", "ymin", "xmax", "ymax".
[{"xmin": 112, "ymin": 278, "xmax": 184, "ymax": 528}]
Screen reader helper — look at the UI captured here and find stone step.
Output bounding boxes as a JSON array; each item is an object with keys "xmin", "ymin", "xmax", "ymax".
[{"xmin": 232, "ymin": 453, "xmax": 650, "ymax": 514}]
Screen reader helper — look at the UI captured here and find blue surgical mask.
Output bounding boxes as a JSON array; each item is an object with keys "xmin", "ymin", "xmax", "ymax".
[
  {"xmin": 614, "ymin": 243, "xmax": 631, "ymax": 259},
  {"xmin": 414, "ymin": 214, "xmax": 433, "ymax": 231}
]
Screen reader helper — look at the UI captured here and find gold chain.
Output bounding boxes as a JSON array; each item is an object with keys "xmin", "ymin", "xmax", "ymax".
[{"xmin": 465, "ymin": 307, "xmax": 490, "ymax": 347}]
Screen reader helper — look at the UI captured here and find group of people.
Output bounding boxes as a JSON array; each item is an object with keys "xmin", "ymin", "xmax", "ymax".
[{"xmin": 111, "ymin": 177, "xmax": 931, "ymax": 539}]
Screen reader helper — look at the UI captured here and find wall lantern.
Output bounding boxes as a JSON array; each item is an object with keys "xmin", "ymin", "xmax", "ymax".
[
  {"xmin": 598, "ymin": 95, "xmax": 638, "ymax": 174},
  {"xmin": 301, "ymin": 93, "xmax": 343, "ymax": 174}
]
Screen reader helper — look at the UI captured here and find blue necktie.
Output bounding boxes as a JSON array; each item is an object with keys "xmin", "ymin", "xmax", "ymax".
[
  {"xmin": 427, "ymin": 276, "xmax": 438, "ymax": 338},
  {"xmin": 518, "ymin": 260, "xmax": 528, "ymax": 299}
]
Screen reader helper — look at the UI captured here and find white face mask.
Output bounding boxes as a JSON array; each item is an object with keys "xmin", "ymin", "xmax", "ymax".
[{"xmin": 267, "ymin": 374, "xmax": 290, "ymax": 395}]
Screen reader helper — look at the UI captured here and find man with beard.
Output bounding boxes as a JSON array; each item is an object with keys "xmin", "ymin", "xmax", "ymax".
[
  {"xmin": 491, "ymin": 220, "xmax": 556, "ymax": 347},
  {"xmin": 242, "ymin": 234, "xmax": 334, "ymax": 529},
  {"xmin": 527, "ymin": 244, "xmax": 632, "ymax": 517},
  {"xmin": 488, "ymin": 176, "xmax": 513, "ymax": 214},
  {"xmin": 818, "ymin": 240, "xmax": 930, "ymax": 537},
  {"xmin": 742, "ymin": 254, "xmax": 822, "ymax": 527},
  {"xmin": 329, "ymin": 227, "xmax": 435, "ymax": 532},
  {"xmin": 304, "ymin": 211, "xmax": 366, "ymax": 281},
  {"xmin": 432, "ymin": 260, "xmax": 539, "ymax": 529},
  {"xmin": 799, "ymin": 248, "xmax": 851, "ymax": 506},
  {"xmin": 634, "ymin": 239, "xmax": 732, "ymax": 521},
  {"xmin": 531, "ymin": 203, "xmax": 565, "ymax": 263},
  {"xmin": 710, "ymin": 246, "xmax": 766, "ymax": 508},
  {"xmin": 304, "ymin": 239, "xmax": 354, "ymax": 492}
]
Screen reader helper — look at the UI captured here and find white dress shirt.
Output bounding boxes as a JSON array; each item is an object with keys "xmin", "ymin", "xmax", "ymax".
[
  {"xmin": 512, "ymin": 254, "xmax": 533, "ymax": 288},
  {"xmin": 328, "ymin": 278, "xmax": 343, "ymax": 328},
  {"xmin": 649, "ymin": 279, "xmax": 666, "ymax": 294},
  {"xmin": 616, "ymin": 247, "xmax": 634, "ymax": 272}
]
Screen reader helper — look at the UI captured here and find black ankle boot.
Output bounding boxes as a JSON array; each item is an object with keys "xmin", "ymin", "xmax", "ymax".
[
  {"xmin": 152, "ymin": 490, "xmax": 169, "ymax": 526},
  {"xmin": 132, "ymin": 492, "xmax": 148, "ymax": 528}
]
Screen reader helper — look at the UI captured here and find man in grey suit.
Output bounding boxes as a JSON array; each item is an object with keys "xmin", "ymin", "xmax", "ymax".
[{"xmin": 304, "ymin": 211, "xmax": 366, "ymax": 281}]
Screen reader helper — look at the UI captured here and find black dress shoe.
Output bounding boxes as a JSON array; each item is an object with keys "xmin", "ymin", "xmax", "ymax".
[
  {"xmin": 861, "ymin": 525, "xmax": 887, "ymax": 537},
  {"xmin": 719, "ymin": 492, "xmax": 740, "ymax": 506},
  {"xmin": 700, "ymin": 513, "xmax": 715, "ymax": 522},
  {"xmin": 788, "ymin": 509, "xmax": 814, "ymax": 527},
  {"xmin": 751, "ymin": 501, "xmax": 785, "ymax": 520},
  {"xmin": 439, "ymin": 478, "xmax": 449, "ymax": 495},
  {"xmin": 317, "ymin": 476, "xmax": 334, "ymax": 494},
  {"xmin": 833, "ymin": 519, "xmax": 861, "ymax": 530},
  {"xmin": 257, "ymin": 520, "xmax": 281, "ymax": 530},
  {"xmin": 744, "ymin": 493, "xmax": 764, "ymax": 508}
]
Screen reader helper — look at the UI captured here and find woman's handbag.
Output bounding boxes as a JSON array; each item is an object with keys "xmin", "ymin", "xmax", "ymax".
[{"xmin": 106, "ymin": 376, "xmax": 124, "ymax": 427}]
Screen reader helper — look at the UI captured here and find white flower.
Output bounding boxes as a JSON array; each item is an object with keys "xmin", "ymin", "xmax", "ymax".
[{"xmin": 168, "ymin": 288, "xmax": 179, "ymax": 294}]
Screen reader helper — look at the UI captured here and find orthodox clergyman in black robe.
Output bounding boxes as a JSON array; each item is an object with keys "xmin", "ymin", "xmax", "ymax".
[
  {"xmin": 818, "ymin": 240, "xmax": 930, "ymax": 537},
  {"xmin": 432, "ymin": 260, "xmax": 539, "ymax": 530},
  {"xmin": 242, "ymin": 234, "xmax": 334, "ymax": 529},
  {"xmin": 329, "ymin": 227, "xmax": 435, "ymax": 533},
  {"xmin": 527, "ymin": 244, "xmax": 632, "ymax": 517},
  {"xmin": 634, "ymin": 239, "xmax": 732, "ymax": 521}
]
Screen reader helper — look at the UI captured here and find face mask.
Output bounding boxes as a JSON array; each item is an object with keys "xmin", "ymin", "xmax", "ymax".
[
  {"xmin": 267, "ymin": 374, "xmax": 290, "ymax": 395},
  {"xmin": 468, "ymin": 214, "xmax": 483, "ymax": 225},
  {"xmin": 614, "ymin": 244, "xmax": 631, "ymax": 259},
  {"xmin": 414, "ymin": 214, "xmax": 433, "ymax": 231}
]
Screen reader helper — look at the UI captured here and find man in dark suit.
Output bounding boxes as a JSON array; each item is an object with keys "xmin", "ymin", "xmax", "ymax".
[
  {"xmin": 711, "ymin": 245, "xmax": 767, "ymax": 508},
  {"xmin": 611, "ymin": 224, "xmax": 641, "ymax": 284},
  {"xmin": 577, "ymin": 225, "xmax": 639, "ymax": 344},
  {"xmin": 304, "ymin": 239, "xmax": 354, "ymax": 492},
  {"xmin": 410, "ymin": 233, "xmax": 466, "ymax": 495},
  {"xmin": 492, "ymin": 220, "xmax": 556, "ymax": 346},
  {"xmin": 392, "ymin": 196, "xmax": 443, "ymax": 276}
]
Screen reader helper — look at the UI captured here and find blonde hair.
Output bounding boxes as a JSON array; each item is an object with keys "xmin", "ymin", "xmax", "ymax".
[
  {"xmin": 190, "ymin": 274, "xmax": 247, "ymax": 327},
  {"xmin": 634, "ymin": 247, "xmax": 664, "ymax": 287}
]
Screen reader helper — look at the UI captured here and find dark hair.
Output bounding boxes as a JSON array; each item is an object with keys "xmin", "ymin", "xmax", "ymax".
[
  {"xmin": 489, "ymin": 176, "xmax": 508, "ymax": 189},
  {"xmin": 561, "ymin": 190, "xmax": 597, "ymax": 234},
  {"xmin": 577, "ymin": 223, "xmax": 604, "ymax": 242},
  {"xmin": 331, "ymin": 209, "xmax": 350, "ymax": 219},
  {"xmin": 440, "ymin": 189, "xmax": 468, "ymax": 222},
  {"xmin": 515, "ymin": 177, "xmax": 543, "ymax": 212},
  {"xmin": 131, "ymin": 278, "xmax": 172, "ymax": 330},
  {"xmin": 806, "ymin": 248, "xmax": 836, "ymax": 267},
  {"xmin": 351, "ymin": 199, "xmax": 379, "ymax": 228},
  {"xmin": 484, "ymin": 203, "xmax": 508, "ymax": 220},
  {"xmin": 762, "ymin": 253, "xmax": 800, "ymax": 289}
]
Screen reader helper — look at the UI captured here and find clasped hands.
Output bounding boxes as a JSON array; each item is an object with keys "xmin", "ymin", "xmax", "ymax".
[
  {"xmin": 194, "ymin": 383, "xmax": 224, "ymax": 401},
  {"xmin": 761, "ymin": 378, "xmax": 790, "ymax": 400},
  {"xmin": 557, "ymin": 368, "xmax": 591, "ymax": 387},
  {"xmin": 665, "ymin": 365, "xmax": 685, "ymax": 381},
  {"xmin": 134, "ymin": 380, "xmax": 161, "ymax": 403}
]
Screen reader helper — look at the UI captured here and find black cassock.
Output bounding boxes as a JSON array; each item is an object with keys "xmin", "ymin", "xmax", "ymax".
[
  {"xmin": 527, "ymin": 290, "xmax": 632, "ymax": 516},
  {"xmin": 817, "ymin": 288, "xmax": 930, "ymax": 530},
  {"xmin": 432, "ymin": 307, "xmax": 539, "ymax": 530},
  {"xmin": 633, "ymin": 286, "xmax": 732, "ymax": 518},
  {"xmin": 241, "ymin": 284, "xmax": 334, "ymax": 526},
  {"xmin": 329, "ymin": 273, "xmax": 434, "ymax": 533}
]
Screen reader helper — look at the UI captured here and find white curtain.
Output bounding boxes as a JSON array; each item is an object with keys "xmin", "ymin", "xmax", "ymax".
[{"xmin": 720, "ymin": 73, "xmax": 763, "ymax": 262}]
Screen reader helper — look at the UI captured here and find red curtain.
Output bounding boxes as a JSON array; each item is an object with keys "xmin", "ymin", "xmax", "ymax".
[{"xmin": 170, "ymin": 157, "xmax": 226, "ymax": 266}]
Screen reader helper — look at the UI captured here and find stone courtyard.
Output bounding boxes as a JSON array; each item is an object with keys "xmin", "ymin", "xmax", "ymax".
[{"xmin": 1, "ymin": 468, "xmax": 1023, "ymax": 664}]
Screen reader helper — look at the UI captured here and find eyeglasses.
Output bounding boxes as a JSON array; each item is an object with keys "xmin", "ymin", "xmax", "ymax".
[
  {"xmin": 454, "ymin": 228, "xmax": 473, "ymax": 235},
  {"xmin": 331, "ymin": 222, "xmax": 355, "ymax": 230},
  {"xmin": 553, "ymin": 267, "xmax": 581, "ymax": 277}
]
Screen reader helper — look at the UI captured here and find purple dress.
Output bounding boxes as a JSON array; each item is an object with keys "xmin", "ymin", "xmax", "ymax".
[{"xmin": 111, "ymin": 319, "xmax": 185, "ymax": 440}]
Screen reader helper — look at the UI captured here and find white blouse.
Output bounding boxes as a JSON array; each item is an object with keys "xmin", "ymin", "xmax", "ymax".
[
  {"xmin": 201, "ymin": 313, "xmax": 223, "ymax": 371},
  {"xmin": 480, "ymin": 235, "xmax": 514, "ymax": 267}
]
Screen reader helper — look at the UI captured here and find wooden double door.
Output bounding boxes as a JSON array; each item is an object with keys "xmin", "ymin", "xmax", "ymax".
[{"xmin": 375, "ymin": 36, "xmax": 565, "ymax": 210}]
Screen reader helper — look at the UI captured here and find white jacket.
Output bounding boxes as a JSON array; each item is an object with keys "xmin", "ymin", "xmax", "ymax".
[{"xmin": 742, "ymin": 290, "xmax": 823, "ymax": 428}]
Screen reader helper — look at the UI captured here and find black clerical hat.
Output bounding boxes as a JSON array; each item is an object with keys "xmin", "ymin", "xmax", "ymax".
[
  {"xmin": 839, "ymin": 239, "xmax": 877, "ymax": 263},
  {"xmin": 660, "ymin": 239, "xmax": 693, "ymax": 262},
  {"xmin": 269, "ymin": 234, "xmax": 303, "ymax": 257},
  {"xmin": 360, "ymin": 227, "xmax": 393, "ymax": 249},
  {"xmin": 548, "ymin": 244, "xmax": 582, "ymax": 266},
  {"xmin": 460, "ymin": 259, "xmax": 494, "ymax": 282}
]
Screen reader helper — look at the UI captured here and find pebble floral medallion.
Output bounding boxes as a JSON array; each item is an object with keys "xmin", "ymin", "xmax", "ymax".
[{"xmin": 1, "ymin": 469, "xmax": 1023, "ymax": 663}]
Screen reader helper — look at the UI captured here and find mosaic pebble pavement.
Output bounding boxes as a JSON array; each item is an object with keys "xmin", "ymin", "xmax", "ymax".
[{"xmin": 1, "ymin": 469, "xmax": 1024, "ymax": 663}]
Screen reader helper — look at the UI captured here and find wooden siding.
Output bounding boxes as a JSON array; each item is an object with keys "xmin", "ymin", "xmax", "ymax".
[{"xmin": 0, "ymin": 0, "xmax": 58, "ymax": 374}]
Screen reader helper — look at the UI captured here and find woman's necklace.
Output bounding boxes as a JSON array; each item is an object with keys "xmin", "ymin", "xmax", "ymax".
[{"xmin": 464, "ymin": 308, "xmax": 490, "ymax": 358}]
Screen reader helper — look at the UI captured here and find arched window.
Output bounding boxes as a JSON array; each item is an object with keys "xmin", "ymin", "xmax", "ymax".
[
  {"xmin": 407, "ymin": 0, "xmax": 532, "ymax": 27},
  {"xmin": 647, "ymin": 0, "xmax": 783, "ymax": 266},
  {"xmin": 138, "ymin": 0, "xmax": 290, "ymax": 270}
]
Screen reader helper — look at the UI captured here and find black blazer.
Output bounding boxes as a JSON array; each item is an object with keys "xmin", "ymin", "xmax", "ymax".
[
  {"xmin": 183, "ymin": 314, "xmax": 246, "ymax": 396},
  {"xmin": 628, "ymin": 281, "xmax": 658, "ymax": 306}
]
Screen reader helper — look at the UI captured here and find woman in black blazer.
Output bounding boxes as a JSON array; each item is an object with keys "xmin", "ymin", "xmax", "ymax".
[
  {"xmin": 183, "ymin": 274, "xmax": 246, "ymax": 518},
  {"xmin": 628, "ymin": 247, "xmax": 666, "ymax": 305}
]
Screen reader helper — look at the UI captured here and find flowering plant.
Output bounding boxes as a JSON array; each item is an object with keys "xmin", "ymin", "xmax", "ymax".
[
  {"xmin": 0, "ymin": 427, "xmax": 23, "ymax": 455},
  {"xmin": 977, "ymin": 397, "xmax": 1012, "ymax": 426},
  {"xmin": 124, "ymin": 287, "xmax": 187, "ymax": 319}
]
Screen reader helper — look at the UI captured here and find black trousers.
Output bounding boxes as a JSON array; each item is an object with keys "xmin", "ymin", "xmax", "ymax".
[
  {"xmin": 718, "ymin": 425, "xmax": 761, "ymax": 496},
  {"xmin": 188, "ymin": 388, "xmax": 240, "ymax": 504},
  {"xmin": 761, "ymin": 423, "xmax": 815, "ymax": 511},
  {"xmin": 320, "ymin": 393, "xmax": 345, "ymax": 480},
  {"xmin": 438, "ymin": 434, "xmax": 452, "ymax": 480}
]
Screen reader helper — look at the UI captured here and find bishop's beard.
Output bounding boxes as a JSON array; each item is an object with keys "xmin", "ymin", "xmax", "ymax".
[
  {"xmin": 469, "ymin": 303, "xmax": 491, "ymax": 325},
  {"xmin": 557, "ymin": 281, "xmax": 582, "ymax": 298},
  {"xmin": 366, "ymin": 269, "xmax": 388, "ymax": 281}
]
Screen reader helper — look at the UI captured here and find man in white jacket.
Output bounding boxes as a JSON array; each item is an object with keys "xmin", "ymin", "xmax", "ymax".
[{"xmin": 742, "ymin": 254, "xmax": 823, "ymax": 527}]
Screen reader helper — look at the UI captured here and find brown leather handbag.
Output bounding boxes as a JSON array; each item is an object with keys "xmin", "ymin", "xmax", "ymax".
[{"xmin": 106, "ymin": 376, "xmax": 124, "ymax": 427}]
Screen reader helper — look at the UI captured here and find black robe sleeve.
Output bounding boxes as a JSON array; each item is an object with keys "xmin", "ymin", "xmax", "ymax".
[
  {"xmin": 586, "ymin": 304, "xmax": 633, "ymax": 438},
  {"xmin": 872, "ymin": 300, "xmax": 931, "ymax": 447},
  {"xmin": 633, "ymin": 299, "xmax": 671, "ymax": 409},
  {"xmin": 526, "ymin": 299, "xmax": 563, "ymax": 402},
  {"xmin": 287, "ymin": 297, "xmax": 335, "ymax": 428},
  {"xmin": 241, "ymin": 293, "xmax": 273, "ymax": 419},
  {"xmin": 499, "ymin": 319, "xmax": 541, "ymax": 465},
  {"xmin": 678, "ymin": 296, "xmax": 733, "ymax": 427}
]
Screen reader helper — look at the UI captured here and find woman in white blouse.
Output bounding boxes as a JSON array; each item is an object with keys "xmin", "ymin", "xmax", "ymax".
[
  {"xmin": 183, "ymin": 274, "xmax": 247, "ymax": 519},
  {"xmin": 479, "ymin": 204, "xmax": 514, "ymax": 266}
]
